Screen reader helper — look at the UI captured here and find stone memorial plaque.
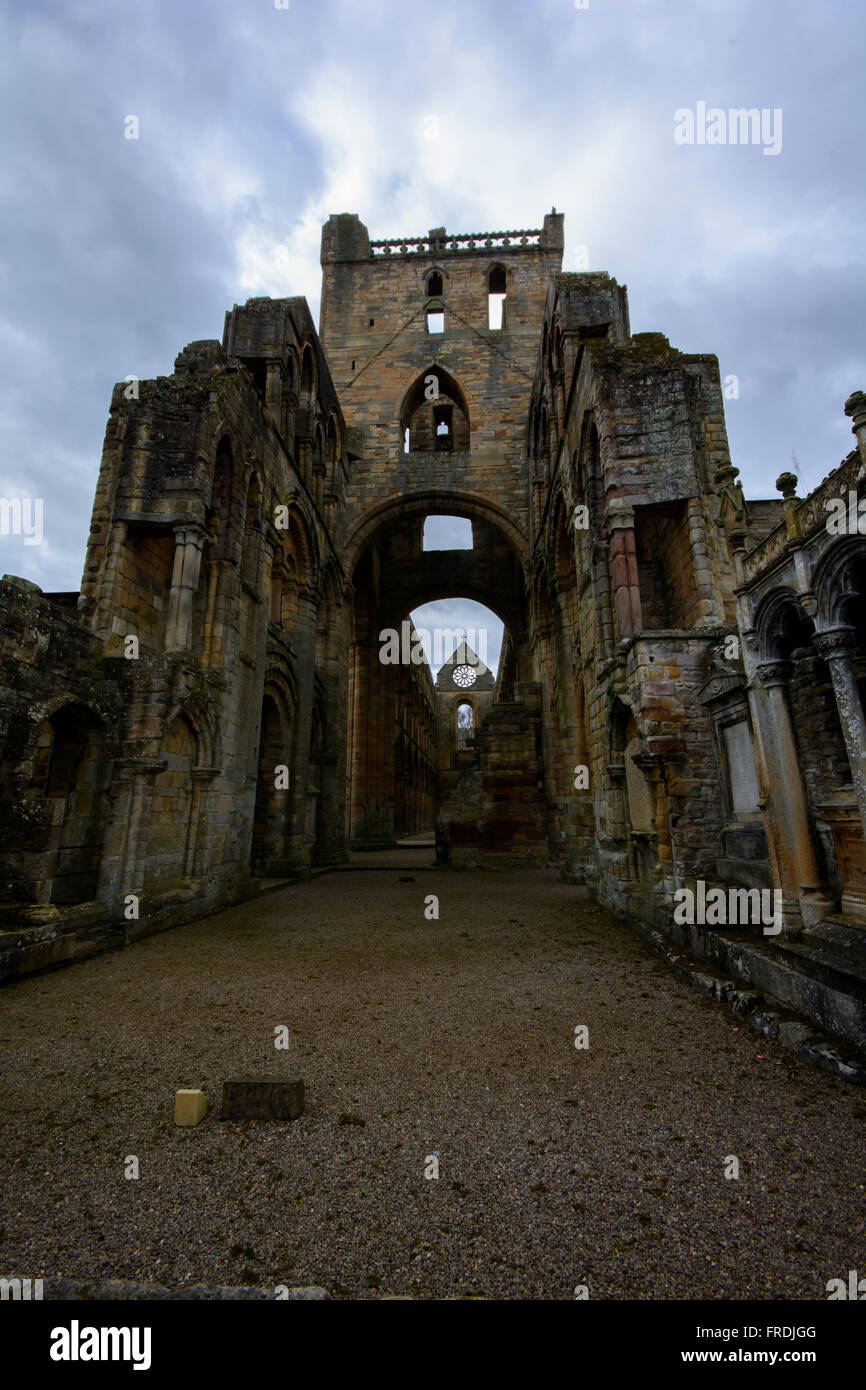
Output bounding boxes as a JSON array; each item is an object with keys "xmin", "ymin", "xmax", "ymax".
[{"xmin": 724, "ymin": 721, "xmax": 760, "ymax": 813}]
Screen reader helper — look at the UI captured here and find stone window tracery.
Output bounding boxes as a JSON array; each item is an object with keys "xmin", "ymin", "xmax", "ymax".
[{"xmin": 453, "ymin": 665, "xmax": 477, "ymax": 688}]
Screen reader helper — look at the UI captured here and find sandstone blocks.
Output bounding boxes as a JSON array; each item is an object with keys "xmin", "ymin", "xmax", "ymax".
[
  {"xmin": 220, "ymin": 1076, "xmax": 305, "ymax": 1121},
  {"xmin": 174, "ymin": 1089, "xmax": 208, "ymax": 1126}
]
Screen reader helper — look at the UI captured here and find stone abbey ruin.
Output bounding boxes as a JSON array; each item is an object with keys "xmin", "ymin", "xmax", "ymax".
[{"xmin": 2, "ymin": 210, "xmax": 865, "ymax": 1059}]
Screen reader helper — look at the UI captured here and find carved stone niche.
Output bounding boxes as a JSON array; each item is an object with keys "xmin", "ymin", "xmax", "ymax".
[{"xmin": 819, "ymin": 798, "xmax": 866, "ymax": 922}]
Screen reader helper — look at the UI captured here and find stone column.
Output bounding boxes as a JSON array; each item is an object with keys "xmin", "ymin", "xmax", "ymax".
[
  {"xmin": 750, "ymin": 661, "xmax": 829, "ymax": 928},
  {"xmin": 349, "ymin": 637, "xmax": 370, "ymax": 844},
  {"xmin": 262, "ymin": 530, "xmax": 282, "ymax": 626},
  {"xmin": 373, "ymin": 665, "xmax": 398, "ymax": 846},
  {"xmin": 202, "ymin": 557, "xmax": 237, "ymax": 666},
  {"xmin": 165, "ymin": 524, "xmax": 207, "ymax": 651},
  {"xmin": 114, "ymin": 757, "xmax": 164, "ymax": 902},
  {"xmin": 685, "ymin": 497, "xmax": 724, "ymax": 624},
  {"xmin": 287, "ymin": 584, "xmax": 319, "ymax": 869},
  {"xmin": 605, "ymin": 501, "xmax": 641, "ymax": 640},
  {"xmin": 187, "ymin": 767, "xmax": 221, "ymax": 881},
  {"xmin": 813, "ymin": 627, "xmax": 866, "ymax": 835},
  {"xmin": 93, "ymin": 519, "xmax": 129, "ymax": 641},
  {"xmin": 284, "ymin": 393, "xmax": 297, "ymax": 457},
  {"xmin": 554, "ymin": 367, "xmax": 566, "ymax": 433}
]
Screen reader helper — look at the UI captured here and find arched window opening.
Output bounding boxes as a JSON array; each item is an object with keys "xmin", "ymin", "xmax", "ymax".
[
  {"xmin": 400, "ymin": 366, "xmax": 469, "ymax": 454},
  {"xmin": 46, "ymin": 705, "xmax": 99, "ymax": 798},
  {"xmin": 300, "ymin": 346, "xmax": 314, "ymax": 397},
  {"xmin": 488, "ymin": 266, "xmax": 506, "ymax": 330},
  {"xmin": 425, "ymin": 270, "xmax": 443, "ymax": 298},
  {"xmin": 768, "ymin": 600, "xmax": 815, "ymax": 663},
  {"xmin": 457, "ymin": 702, "xmax": 475, "ymax": 750},
  {"xmin": 833, "ymin": 553, "xmax": 866, "ymax": 714},
  {"xmin": 554, "ymin": 325, "xmax": 564, "ymax": 370},
  {"xmin": 313, "ymin": 426, "xmax": 324, "ymax": 473},
  {"xmin": 327, "ymin": 417, "xmax": 339, "ymax": 469},
  {"xmin": 269, "ymin": 562, "xmax": 284, "ymax": 624},
  {"xmin": 208, "ymin": 436, "xmax": 238, "ymax": 561},
  {"xmin": 251, "ymin": 692, "xmax": 291, "ymax": 874}
]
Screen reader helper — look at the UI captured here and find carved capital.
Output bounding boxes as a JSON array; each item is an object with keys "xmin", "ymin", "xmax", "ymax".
[
  {"xmin": 604, "ymin": 499, "xmax": 635, "ymax": 531},
  {"xmin": 812, "ymin": 626, "xmax": 858, "ymax": 663},
  {"xmin": 172, "ymin": 522, "xmax": 208, "ymax": 550},
  {"xmin": 756, "ymin": 659, "xmax": 791, "ymax": 688}
]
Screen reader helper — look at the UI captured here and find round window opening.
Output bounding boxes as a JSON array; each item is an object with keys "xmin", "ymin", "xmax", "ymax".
[{"xmin": 453, "ymin": 665, "xmax": 477, "ymax": 687}]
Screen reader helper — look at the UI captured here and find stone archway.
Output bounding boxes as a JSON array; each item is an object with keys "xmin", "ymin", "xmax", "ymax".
[
  {"xmin": 44, "ymin": 703, "xmax": 111, "ymax": 906},
  {"xmin": 345, "ymin": 497, "xmax": 532, "ymax": 852}
]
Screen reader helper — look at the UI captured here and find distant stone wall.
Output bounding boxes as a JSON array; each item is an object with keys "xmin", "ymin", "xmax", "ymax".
[{"xmin": 437, "ymin": 684, "xmax": 549, "ymax": 868}]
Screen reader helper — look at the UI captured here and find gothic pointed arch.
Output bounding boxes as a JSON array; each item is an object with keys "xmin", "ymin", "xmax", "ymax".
[
  {"xmin": 300, "ymin": 341, "xmax": 317, "ymax": 399},
  {"xmin": 813, "ymin": 537, "xmax": 866, "ymax": 631},
  {"xmin": 207, "ymin": 434, "xmax": 243, "ymax": 561},
  {"xmin": 399, "ymin": 365, "xmax": 471, "ymax": 453},
  {"xmin": 754, "ymin": 588, "xmax": 815, "ymax": 662}
]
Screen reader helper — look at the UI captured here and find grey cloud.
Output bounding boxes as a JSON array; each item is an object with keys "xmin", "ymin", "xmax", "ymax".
[{"xmin": 0, "ymin": 0, "xmax": 862, "ymax": 619}]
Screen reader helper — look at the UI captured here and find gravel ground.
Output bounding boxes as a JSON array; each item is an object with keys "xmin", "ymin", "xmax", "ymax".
[{"xmin": 1, "ymin": 869, "xmax": 864, "ymax": 1300}]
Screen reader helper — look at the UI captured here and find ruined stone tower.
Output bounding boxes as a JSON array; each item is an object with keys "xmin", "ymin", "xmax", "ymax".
[{"xmin": 2, "ymin": 210, "xmax": 866, "ymax": 1061}]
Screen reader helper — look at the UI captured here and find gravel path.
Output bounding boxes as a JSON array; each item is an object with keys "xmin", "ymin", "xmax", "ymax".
[{"xmin": 1, "ymin": 869, "xmax": 864, "ymax": 1300}]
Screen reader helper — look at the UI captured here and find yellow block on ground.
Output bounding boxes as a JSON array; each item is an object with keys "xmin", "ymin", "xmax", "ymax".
[{"xmin": 174, "ymin": 1089, "xmax": 207, "ymax": 1126}]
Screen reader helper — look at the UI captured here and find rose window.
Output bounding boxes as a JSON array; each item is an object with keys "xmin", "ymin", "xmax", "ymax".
[{"xmin": 453, "ymin": 665, "xmax": 477, "ymax": 687}]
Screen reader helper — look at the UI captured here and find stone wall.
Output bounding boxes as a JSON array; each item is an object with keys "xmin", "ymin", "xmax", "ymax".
[
  {"xmin": 2, "ymin": 205, "xmax": 865, "ymax": 1066},
  {"xmin": 1, "ymin": 297, "xmax": 360, "ymax": 976},
  {"xmin": 437, "ymin": 684, "xmax": 549, "ymax": 869}
]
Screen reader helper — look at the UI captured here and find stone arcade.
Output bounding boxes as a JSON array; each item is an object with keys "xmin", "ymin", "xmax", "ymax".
[{"xmin": 1, "ymin": 212, "xmax": 865, "ymax": 1053}]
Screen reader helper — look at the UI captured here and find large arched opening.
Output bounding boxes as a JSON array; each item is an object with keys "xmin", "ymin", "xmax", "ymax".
[{"xmin": 344, "ymin": 495, "xmax": 534, "ymax": 854}]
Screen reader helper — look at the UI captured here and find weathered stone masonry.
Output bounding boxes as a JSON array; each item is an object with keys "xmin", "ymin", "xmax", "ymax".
[{"xmin": 1, "ymin": 211, "xmax": 865, "ymax": 1060}]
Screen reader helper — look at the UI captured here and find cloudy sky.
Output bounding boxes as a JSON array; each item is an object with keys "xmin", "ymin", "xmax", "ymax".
[{"xmin": 1, "ymin": 0, "xmax": 863, "ymax": 670}]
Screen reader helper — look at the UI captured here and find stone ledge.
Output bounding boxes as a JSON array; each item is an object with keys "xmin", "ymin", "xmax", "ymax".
[
  {"xmin": 0, "ymin": 879, "xmax": 252, "ymax": 986},
  {"xmin": 620, "ymin": 916, "xmax": 866, "ymax": 1086},
  {"xmin": 0, "ymin": 902, "xmax": 114, "ymax": 985}
]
